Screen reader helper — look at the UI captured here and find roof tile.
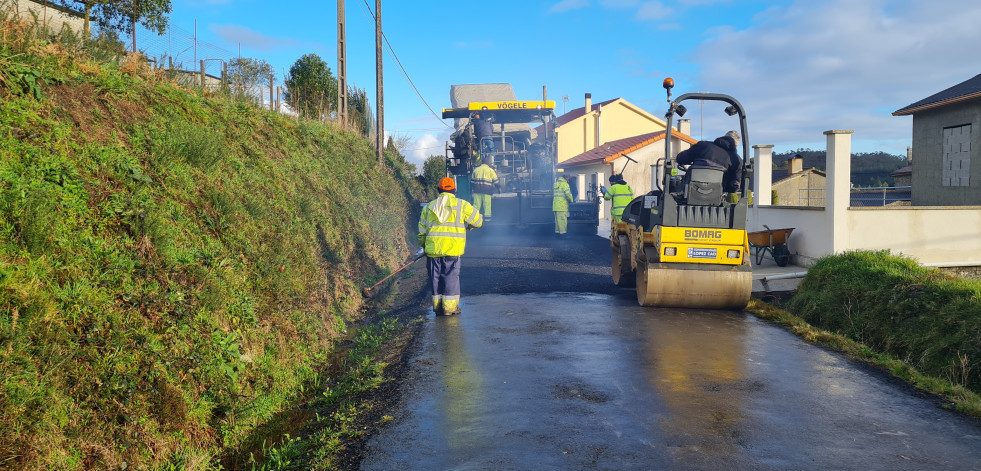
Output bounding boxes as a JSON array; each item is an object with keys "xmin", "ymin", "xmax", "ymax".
[
  {"xmin": 893, "ymin": 74, "xmax": 981, "ymax": 116},
  {"xmin": 558, "ymin": 131, "xmax": 697, "ymax": 167}
]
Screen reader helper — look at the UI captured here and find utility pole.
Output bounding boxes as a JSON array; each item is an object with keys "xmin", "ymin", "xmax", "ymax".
[
  {"xmin": 337, "ymin": 0, "xmax": 348, "ymax": 128},
  {"xmin": 375, "ymin": 0, "xmax": 384, "ymax": 167}
]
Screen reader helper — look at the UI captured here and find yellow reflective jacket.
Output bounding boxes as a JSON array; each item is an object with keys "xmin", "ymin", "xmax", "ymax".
[
  {"xmin": 604, "ymin": 183, "xmax": 633, "ymax": 217},
  {"xmin": 552, "ymin": 177, "xmax": 573, "ymax": 212},
  {"xmin": 471, "ymin": 164, "xmax": 499, "ymax": 195},
  {"xmin": 418, "ymin": 192, "xmax": 483, "ymax": 257}
]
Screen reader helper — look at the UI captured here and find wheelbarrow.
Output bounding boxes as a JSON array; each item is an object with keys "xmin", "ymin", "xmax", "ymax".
[{"xmin": 748, "ymin": 225, "xmax": 795, "ymax": 267}]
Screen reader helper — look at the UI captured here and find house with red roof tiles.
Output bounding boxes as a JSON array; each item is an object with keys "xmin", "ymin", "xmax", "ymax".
[{"xmin": 541, "ymin": 93, "xmax": 697, "ymax": 221}]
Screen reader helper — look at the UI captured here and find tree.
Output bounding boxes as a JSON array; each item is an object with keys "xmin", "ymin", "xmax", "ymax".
[
  {"xmin": 387, "ymin": 133, "xmax": 412, "ymax": 157},
  {"xmin": 283, "ymin": 54, "xmax": 337, "ymax": 121},
  {"xmin": 55, "ymin": 0, "xmax": 107, "ymax": 39},
  {"xmin": 227, "ymin": 57, "xmax": 274, "ymax": 103},
  {"xmin": 421, "ymin": 155, "xmax": 446, "ymax": 198},
  {"xmin": 57, "ymin": 0, "xmax": 171, "ymax": 49},
  {"xmin": 347, "ymin": 85, "xmax": 373, "ymax": 138}
]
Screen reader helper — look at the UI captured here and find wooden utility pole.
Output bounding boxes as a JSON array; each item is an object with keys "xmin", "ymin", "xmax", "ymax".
[
  {"xmin": 337, "ymin": 0, "xmax": 348, "ymax": 128},
  {"xmin": 375, "ymin": 0, "xmax": 384, "ymax": 167}
]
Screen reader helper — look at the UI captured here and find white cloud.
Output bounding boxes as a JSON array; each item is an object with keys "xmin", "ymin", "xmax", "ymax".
[
  {"xmin": 210, "ymin": 24, "xmax": 297, "ymax": 51},
  {"xmin": 405, "ymin": 131, "xmax": 454, "ymax": 169},
  {"xmin": 685, "ymin": 0, "xmax": 981, "ymax": 153},
  {"xmin": 600, "ymin": 0, "xmax": 640, "ymax": 8},
  {"xmin": 637, "ymin": 1, "xmax": 672, "ymax": 21},
  {"xmin": 549, "ymin": 0, "xmax": 590, "ymax": 13},
  {"xmin": 678, "ymin": 0, "xmax": 729, "ymax": 5}
]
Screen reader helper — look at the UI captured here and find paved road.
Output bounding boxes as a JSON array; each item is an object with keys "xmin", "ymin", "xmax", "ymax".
[{"xmin": 360, "ymin": 232, "xmax": 981, "ymax": 470}]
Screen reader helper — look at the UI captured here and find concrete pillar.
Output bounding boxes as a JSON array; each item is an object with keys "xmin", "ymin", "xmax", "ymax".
[
  {"xmin": 825, "ymin": 130, "xmax": 854, "ymax": 254},
  {"xmin": 753, "ymin": 145, "xmax": 774, "ymax": 206},
  {"xmin": 576, "ymin": 174, "xmax": 586, "ymax": 202}
]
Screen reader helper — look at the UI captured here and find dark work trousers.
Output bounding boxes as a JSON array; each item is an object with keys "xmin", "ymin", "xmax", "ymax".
[{"xmin": 427, "ymin": 255, "xmax": 461, "ymax": 312}]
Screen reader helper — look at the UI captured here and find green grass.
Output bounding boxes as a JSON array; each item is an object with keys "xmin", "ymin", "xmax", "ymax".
[
  {"xmin": 246, "ymin": 316, "xmax": 409, "ymax": 471},
  {"xmin": 748, "ymin": 249, "xmax": 981, "ymax": 418},
  {"xmin": 0, "ymin": 13, "xmax": 426, "ymax": 470}
]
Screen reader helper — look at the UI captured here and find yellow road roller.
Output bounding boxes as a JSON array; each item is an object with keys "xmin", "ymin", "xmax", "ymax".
[{"xmin": 611, "ymin": 78, "xmax": 752, "ymax": 310}]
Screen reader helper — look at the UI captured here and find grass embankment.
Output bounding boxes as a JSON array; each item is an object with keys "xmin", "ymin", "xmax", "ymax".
[
  {"xmin": 0, "ymin": 16, "xmax": 424, "ymax": 470},
  {"xmin": 750, "ymin": 250, "xmax": 981, "ymax": 417}
]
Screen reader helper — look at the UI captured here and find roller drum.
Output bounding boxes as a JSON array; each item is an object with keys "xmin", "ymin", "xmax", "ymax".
[
  {"xmin": 636, "ymin": 253, "xmax": 751, "ymax": 310},
  {"xmin": 612, "ymin": 234, "xmax": 635, "ymax": 287}
]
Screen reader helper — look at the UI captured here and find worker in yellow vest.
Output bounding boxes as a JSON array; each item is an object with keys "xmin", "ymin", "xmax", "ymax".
[
  {"xmin": 471, "ymin": 162, "xmax": 499, "ymax": 221},
  {"xmin": 552, "ymin": 175, "xmax": 573, "ymax": 238},
  {"xmin": 418, "ymin": 177, "xmax": 483, "ymax": 315},
  {"xmin": 601, "ymin": 174, "xmax": 633, "ymax": 223}
]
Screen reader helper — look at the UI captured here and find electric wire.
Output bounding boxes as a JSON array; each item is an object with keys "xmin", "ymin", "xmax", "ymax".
[{"xmin": 359, "ymin": 0, "xmax": 451, "ymax": 128}]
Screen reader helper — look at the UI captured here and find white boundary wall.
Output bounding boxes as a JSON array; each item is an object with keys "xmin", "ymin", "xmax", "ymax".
[
  {"xmin": 749, "ymin": 130, "xmax": 981, "ymax": 267},
  {"xmin": 7, "ymin": 0, "xmax": 85, "ymax": 36}
]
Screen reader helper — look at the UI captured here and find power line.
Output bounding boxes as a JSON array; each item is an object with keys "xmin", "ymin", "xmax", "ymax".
[
  {"xmin": 359, "ymin": 0, "xmax": 451, "ymax": 129},
  {"xmin": 403, "ymin": 144, "xmax": 446, "ymax": 152}
]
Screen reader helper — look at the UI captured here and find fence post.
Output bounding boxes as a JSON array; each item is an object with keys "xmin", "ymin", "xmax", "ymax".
[
  {"xmin": 200, "ymin": 60, "xmax": 205, "ymax": 88},
  {"xmin": 168, "ymin": 56, "xmax": 173, "ymax": 70},
  {"xmin": 269, "ymin": 75, "xmax": 274, "ymax": 111}
]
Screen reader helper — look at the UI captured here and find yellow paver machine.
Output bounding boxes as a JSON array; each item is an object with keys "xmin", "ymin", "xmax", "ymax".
[
  {"xmin": 611, "ymin": 78, "xmax": 753, "ymax": 309},
  {"xmin": 441, "ymin": 84, "xmax": 599, "ymax": 234}
]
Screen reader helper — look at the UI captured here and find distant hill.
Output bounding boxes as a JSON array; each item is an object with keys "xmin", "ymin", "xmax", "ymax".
[{"xmin": 773, "ymin": 149, "xmax": 908, "ymax": 187}]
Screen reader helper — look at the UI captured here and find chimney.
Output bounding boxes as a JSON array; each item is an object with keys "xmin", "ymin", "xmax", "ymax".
[
  {"xmin": 677, "ymin": 119, "xmax": 691, "ymax": 136},
  {"xmin": 584, "ymin": 93, "xmax": 592, "ymax": 114},
  {"xmin": 790, "ymin": 156, "xmax": 803, "ymax": 174}
]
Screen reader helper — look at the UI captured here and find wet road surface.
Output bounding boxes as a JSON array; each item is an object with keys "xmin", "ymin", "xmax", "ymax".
[{"xmin": 360, "ymin": 233, "xmax": 981, "ymax": 470}]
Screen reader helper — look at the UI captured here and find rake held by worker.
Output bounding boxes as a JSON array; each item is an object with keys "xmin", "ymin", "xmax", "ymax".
[{"xmin": 362, "ymin": 250, "xmax": 425, "ymax": 298}]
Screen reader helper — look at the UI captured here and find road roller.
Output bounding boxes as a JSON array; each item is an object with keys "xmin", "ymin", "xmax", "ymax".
[{"xmin": 611, "ymin": 78, "xmax": 752, "ymax": 310}]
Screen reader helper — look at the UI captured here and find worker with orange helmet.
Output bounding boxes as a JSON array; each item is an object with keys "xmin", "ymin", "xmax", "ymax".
[{"xmin": 418, "ymin": 177, "xmax": 483, "ymax": 315}]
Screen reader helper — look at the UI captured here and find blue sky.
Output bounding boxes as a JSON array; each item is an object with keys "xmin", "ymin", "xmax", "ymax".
[{"xmin": 157, "ymin": 0, "xmax": 981, "ymax": 168}]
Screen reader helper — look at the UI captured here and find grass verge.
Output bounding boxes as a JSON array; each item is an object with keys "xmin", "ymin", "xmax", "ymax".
[
  {"xmin": 0, "ymin": 12, "xmax": 427, "ymax": 469},
  {"xmin": 747, "ymin": 250, "xmax": 981, "ymax": 418}
]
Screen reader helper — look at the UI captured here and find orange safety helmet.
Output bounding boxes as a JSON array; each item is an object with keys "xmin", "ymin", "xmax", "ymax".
[{"xmin": 437, "ymin": 177, "xmax": 456, "ymax": 192}]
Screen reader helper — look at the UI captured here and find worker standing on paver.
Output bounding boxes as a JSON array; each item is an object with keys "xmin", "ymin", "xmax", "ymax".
[
  {"xmin": 418, "ymin": 177, "xmax": 483, "ymax": 315},
  {"xmin": 474, "ymin": 113, "xmax": 495, "ymax": 156},
  {"xmin": 601, "ymin": 174, "xmax": 633, "ymax": 224},
  {"xmin": 471, "ymin": 161, "xmax": 499, "ymax": 222},
  {"xmin": 552, "ymin": 175, "xmax": 573, "ymax": 238}
]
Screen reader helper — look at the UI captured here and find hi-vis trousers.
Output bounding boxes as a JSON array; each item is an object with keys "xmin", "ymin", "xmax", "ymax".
[{"xmin": 427, "ymin": 256, "xmax": 461, "ymax": 314}]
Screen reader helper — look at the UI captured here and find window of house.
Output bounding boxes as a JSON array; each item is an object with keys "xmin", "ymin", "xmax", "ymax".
[{"xmin": 942, "ymin": 124, "xmax": 972, "ymax": 187}]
